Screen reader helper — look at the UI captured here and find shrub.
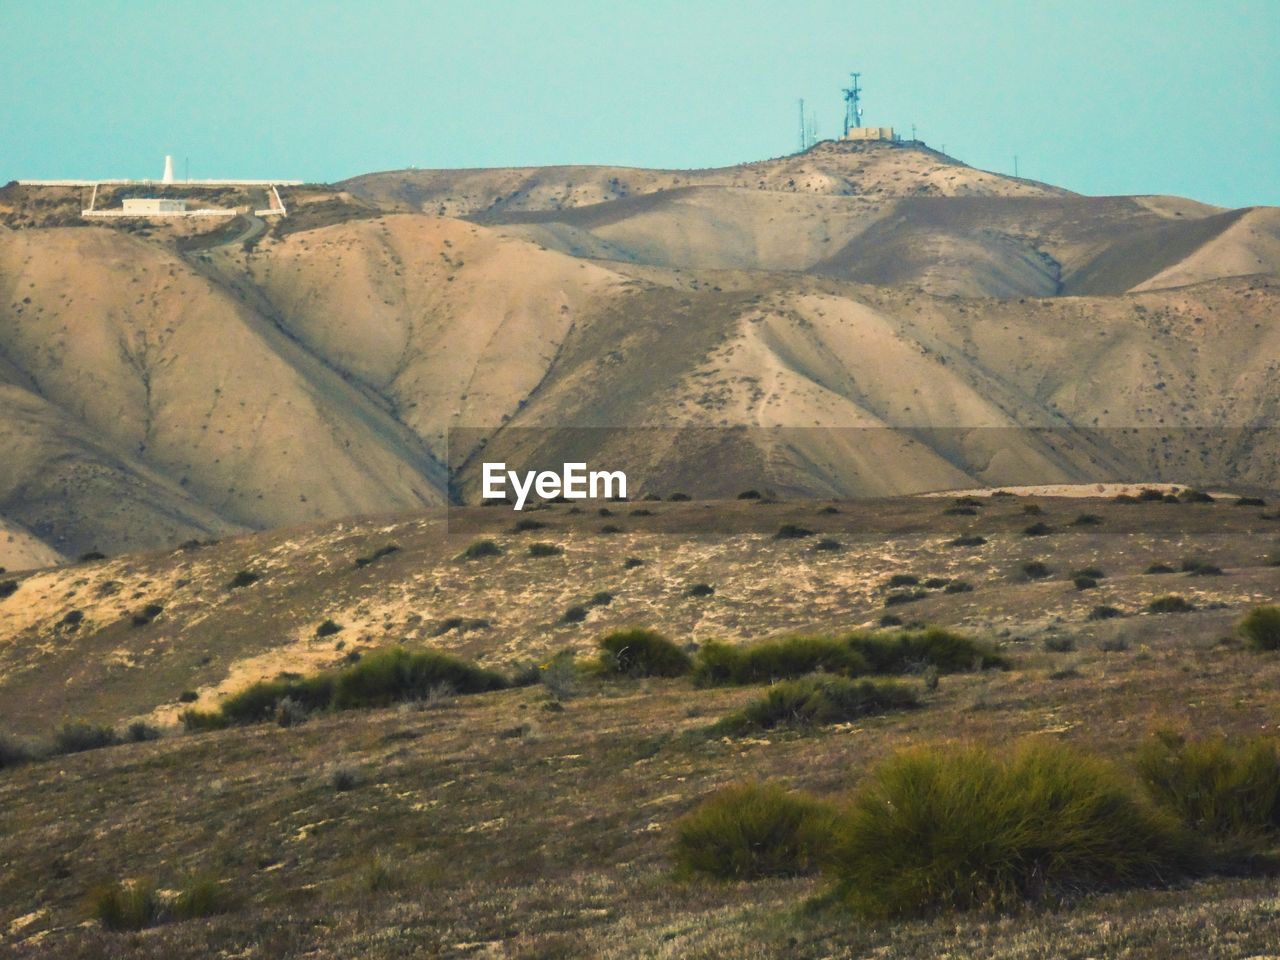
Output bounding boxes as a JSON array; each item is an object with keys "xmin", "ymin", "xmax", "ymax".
[
  {"xmin": 813, "ymin": 538, "xmax": 842, "ymax": 552},
  {"xmin": 885, "ymin": 590, "xmax": 926, "ymax": 606},
  {"xmin": 561, "ymin": 604, "xmax": 588, "ymax": 623},
  {"xmin": 694, "ymin": 636, "xmax": 869, "ymax": 687},
  {"xmin": 331, "ymin": 767, "xmax": 359, "ymax": 791},
  {"xmin": 669, "ymin": 492, "xmax": 691, "ymax": 501},
  {"xmin": 170, "ymin": 876, "xmax": 236, "ymax": 920},
  {"xmin": 331, "ymin": 647, "xmax": 507, "ymax": 708},
  {"xmin": 672, "ymin": 782, "xmax": 837, "ymax": 880},
  {"xmin": 829, "ymin": 740, "xmax": 1201, "ymax": 918},
  {"xmin": 623, "ymin": 556, "xmax": 645, "ymax": 569},
  {"xmin": 0, "ymin": 733, "xmax": 33, "ymax": 770},
  {"xmin": 1044, "ymin": 635, "xmax": 1076, "ymax": 653},
  {"xmin": 1088, "ymin": 605, "xmax": 1124, "ymax": 621},
  {"xmin": 737, "ymin": 489, "xmax": 762, "ymax": 500},
  {"xmin": 459, "ymin": 539, "xmax": 503, "ymax": 559},
  {"xmin": 1022, "ymin": 504, "xmax": 1043, "ymax": 516},
  {"xmin": 512, "ymin": 518, "xmax": 547, "ymax": 532},
  {"xmin": 598, "ymin": 629, "xmax": 692, "ymax": 678},
  {"xmin": 944, "ymin": 580, "xmax": 974, "ymax": 594},
  {"xmin": 1182, "ymin": 559, "xmax": 1223, "ymax": 576},
  {"xmin": 879, "ymin": 614, "xmax": 903, "ymax": 627},
  {"xmin": 1073, "ymin": 576, "xmax": 1098, "ymax": 591},
  {"xmin": 1099, "ymin": 636, "xmax": 1130, "ymax": 652},
  {"xmin": 688, "ymin": 583, "xmax": 715, "ymax": 597},
  {"xmin": 53, "ymin": 720, "xmax": 118, "ymax": 754},
  {"xmin": 354, "ymin": 544, "xmax": 400, "ymax": 568},
  {"xmin": 1136, "ymin": 732, "xmax": 1280, "ymax": 844},
  {"xmin": 1240, "ymin": 605, "xmax": 1280, "ymax": 651},
  {"xmin": 538, "ymin": 649, "xmax": 581, "ymax": 700},
  {"xmin": 1148, "ymin": 595, "xmax": 1196, "ymax": 614},
  {"xmin": 1023, "ymin": 522, "xmax": 1052, "ymax": 536},
  {"xmin": 1073, "ymin": 514, "xmax": 1103, "ymax": 526},
  {"xmin": 181, "ymin": 709, "xmax": 229, "ymax": 732},
  {"xmin": 0, "ymin": 579, "xmax": 17, "ymax": 598},
  {"xmin": 93, "ymin": 879, "xmax": 163, "ymax": 931},
  {"xmin": 125, "ymin": 721, "xmax": 161, "ymax": 743},
  {"xmin": 774, "ymin": 524, "xmax": 814, "ymax": 539},
  {"xmin": 600, "ymin": 524, "xmax": 623, "ymax": 534},
  {"xmin": 178, "ymin": 690, "xmax": 199, "ymax": 703},
  {"xmin": 1146, "ymin": 562, "xmax": 1176, "ymax": 574},
  {"xmin": 943, "ymin": 506, "xmax": 977, "ymax": 516},
  {"xmin": 886, "ymin": 573, "xmax": 920, "ymax": 588},
  {"xmin": 850, "ymin": 627, "xmax": 1009, "ymax": 674},
  {"xmin": 817, "ymin": 505, "xmax": 840, "ymax": 515},
  {"xmin": 588, "ymin": 591, "xmax": 614, "ymax": 607},
  {"xmin": 1181, "ymin": 489, "xmax": 1214, "ymax": 503},
  {"xmin": 315, "ymin": 619, "xmax": 343, "ymax": 638},
  {"xmin": 716, "ymin": 675, "xmax": 918, "ymax": 734},
  {"xmin": 948, "ymin": 535, "xmax": 986, "ymax": 547},
  {"xmin": 529, "ymin": 542, "xmax": 564, "ymax": 557},
  {"xmin": 131, "ymin": 603, "xmax": 164, "ymax": 626},
  {"xmin": 226, "ymin": 570, "xmax": 260, "ymax": 589},
  {"xmin": 1021, "ymin": 561, "xmax": 1052, "ymax": 580},
  {"xmin": 1072, "ymin": 567, "xmax": 1106, "ymax": 580}
]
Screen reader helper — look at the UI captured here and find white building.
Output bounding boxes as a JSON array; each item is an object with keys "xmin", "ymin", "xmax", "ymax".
[{"xmin": 121, "ymin": 198, "xmax": 187, "ymax": 214}]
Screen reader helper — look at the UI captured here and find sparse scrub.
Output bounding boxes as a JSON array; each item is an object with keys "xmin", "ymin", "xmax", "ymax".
[
  {"xmin": 170, "ymin": 876, "xmax": 236, "ymax": 920},
  {"xmin": 1146, "ymin": 562, "xmax": 1176, "ymax": 574},
  {"xmin": 528, "ymin": 542, "xmax": 564, "ymax": 557},
  {"xmin": 944, "ymin": 580, "xmax": 974, "ymax": 594},
  {"xmin": 848, "ymin": 627, "xmax": 1009, "ymax": 674},
  {"xmin": 813, "ymin": 538, "xmax": 841, "ymax": 552},
  {"xmin": 828, "ymin": 740, "xmax": 1202, "ymax": 918},
  {"xmin": 0, "ymin": 733, "xmax": 33, "ymax": 770},
  {"xmin": 885, "ymin": 589, "xmax": 926, "ymax": 606},
  {"xmin": 315, "ymin": 619, "xmax": 343, "ymax": 637},
  {"xmin": 125, "ymin": 721, "xmax": 160, "ymax": 743},
  {"xmin": 687, "ymin": 582, "xmax": 715, "ymax": 597},
  {"xmin": 1072, "ymin": 567, "xmax": 1106, "ymax": 579},
  {"xmin": 1073, "ymin": 576, "xmax": 1098, "ymax": 590},
  {"xmin": 886, "ymin": 573, "xmax": 920, "ymax": 588},
  {"xmin": 512, "ymin": 518, "xmax": 547, "ymax": 532},
  {"xmin": 673, "ymin": 782, "xmax": 837, "ymax": 880},
  {"xmin": 622, "ymin": 556, "xmax": 645, "ymax": 568},
  {"xmin": 1073, "ymin": 513, "xmax": 1103, "ymax": 526},
  {"xmin": 1239, "ymin": 605, "xmax": 1280, "ymax": 651},
  {"xmin": 948, "ymin": 535, "xmax": 986, "ymax": 547},
  {"xmin": 1021, "ymin": 561, "xmax": 1052, "ymax": 580},
  {"xmin": 597, "ymin": 628, "xmax": 692, "ymax": 678},
  {"xmin": 1044, "ymin": 635, "xmax": 1076, "ymax": 653},
  {"xmin": 1099, "ymin": 636, "xmax": 1130, "ymax": 653},
  {"xmin": 715, "ymin": 675, "xmax": 918, "ymax": 734},
  {"xmin": 131, "ymin": 603, "xmax": 164, "ymax": 626},
  {"xmin": 1023, "ymin": 521, "xmax": 1053, "ymax": 536}
]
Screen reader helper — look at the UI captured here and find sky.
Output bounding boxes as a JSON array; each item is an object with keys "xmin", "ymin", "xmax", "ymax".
[{"xmin": 2, "ymin": 0, "xmax": 1277, "ymax": 207}]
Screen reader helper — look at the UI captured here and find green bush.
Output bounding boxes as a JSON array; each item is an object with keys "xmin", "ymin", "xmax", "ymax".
[
  {"xmin": 93, "ymin": 879, "xmax": 163, "ymax": 931},
  {"xmin": 53, "ymin": 720, "xmax": 118, "ymax": 755},
  {"xmin": 226, "ymin": 570, "xmax": 261, "ymax": 589},
  {"xmin": 528, "ymin": 542, "xmax": 564, "ymax": 557},
  {"xmin": 315, "ymin": 619, "xmax": 343, "ymax": 637},
  {"xmin": 1239, "ymin": 605, "xmax": 1280, "ymax": 651},
  {"xmin": 774, "ymin": 524, "xmax": 814, "ymax": 539},
  {"xmin": 1148, "ymin": 595, "xmax": 1196, "ymax": 614},
  {"xmin": 829, "ymin": 740, "xmax": 1201, "ymax": 918},
  {"xmin": 673, "ymin": 782, "xmax": 837, "ymax": 880},
  {"xmin": 181, "ymin": 709, "xmax": 229, "ymax": 732},
  {"xmin": 693, "ymin": 636, "xmax": 869, "ymax": 687},
  {"xmin": 170, "ymin": 876, "xmax": 236, "ymax": 920},
  {"xmin": 716, "ymin": 675, "xmax": 918, "ymax": 734},
  {"xmin": 598, "ymin": 628, "xmax": 692, "ymax": 678},
  {"xmin": 1021, "ymin": 561, "xmax": 1052, "ymax": 579},
  {"xmin": 459, "ymin": 539, "xmax": 503, "ymax": 560},
  {"xmin": 848, "ymin": 627, "xmax": 1009, "ymax": 674},
  {"xmin": 331, "ymin": 647, "xmax": 508, "ymax": 708},
  {"xmin": 0, "ymin": 733, "xmax": 33, "ymax": 769},
  {"xmin": 1135, "ymin": 732, "xmax": 1280, "ymax": 845},
  {"xmin": 886, "ymin": 573, "xmax": 920, "ymax": 588}
]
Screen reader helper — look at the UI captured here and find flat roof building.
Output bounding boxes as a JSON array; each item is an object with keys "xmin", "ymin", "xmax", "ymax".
[{"xmin": 121, "ymin": 198, "xmax": 187, "ymax": 214}]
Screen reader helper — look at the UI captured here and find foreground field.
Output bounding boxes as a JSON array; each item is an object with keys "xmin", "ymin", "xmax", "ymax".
[{"xmin": 2, "ymin": 492, "xmax": 1280, "ymax": 956}]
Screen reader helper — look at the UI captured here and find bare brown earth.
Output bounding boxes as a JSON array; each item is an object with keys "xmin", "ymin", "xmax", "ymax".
[
  {"xmin": 0, "ymin": 140, "xmax": 1277, "ymax": 565},
  {"xmin": 1, "ymin": 493, "xmax": 1279, "ymax": 957}
]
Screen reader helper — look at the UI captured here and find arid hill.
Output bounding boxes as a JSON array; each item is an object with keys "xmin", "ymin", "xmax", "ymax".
[{"xmin": 0, "ymin": 140, "xmax": 1277, "ymax": 564}]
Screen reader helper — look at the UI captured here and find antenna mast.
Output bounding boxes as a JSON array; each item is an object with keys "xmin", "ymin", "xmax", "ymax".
[
  {"xmin": 798, "ymin": 99, "xmax": 806, "ymax": 152},
  {"xmin": 842, "ymin": 72, "xmax": 862, "ymax": 136}
]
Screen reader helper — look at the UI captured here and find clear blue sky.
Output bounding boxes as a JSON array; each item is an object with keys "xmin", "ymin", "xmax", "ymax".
[{"xmin": 3, "ymin": 0, "xmax": 1277, "ymax": 206}]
